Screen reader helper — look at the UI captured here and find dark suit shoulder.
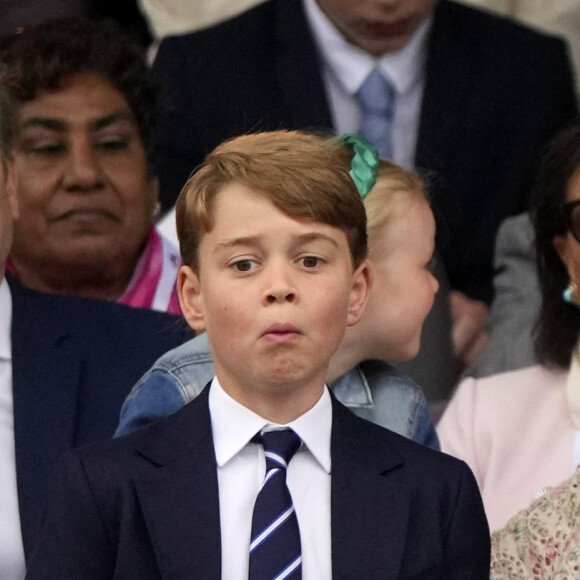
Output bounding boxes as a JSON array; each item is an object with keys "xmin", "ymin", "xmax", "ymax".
[
  {"xmin": 438, "ymin": 0, "xmax": 570, "ymax": 52},
  {"xmin": 159, "ymin": 0, "xmax": 281, "ymax": 49},
  {"xmin": 331, "ymin": 393, "xmax": 463, "ymax": 475},
  {"xmin": 74, "ymin": 386, "xmax": 211, "ymax": 477}
]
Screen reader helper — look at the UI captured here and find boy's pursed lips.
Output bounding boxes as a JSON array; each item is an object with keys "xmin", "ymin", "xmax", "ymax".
[{"xmin": 260, "ymin": 323, "xmax": 303, "ymax": 343}]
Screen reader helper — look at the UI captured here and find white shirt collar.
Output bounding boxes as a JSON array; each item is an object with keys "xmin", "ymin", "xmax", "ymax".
[
  {"xmin": 304, "ymin": 0, "xmax": 432, "ymax": 96},
  {"xmin": 0, "ymin": 279, "xmax": 12, "ymax": 362},
  {"xmin": 209, "ymin": 377, "xmax": 332, "ymax": 473}
]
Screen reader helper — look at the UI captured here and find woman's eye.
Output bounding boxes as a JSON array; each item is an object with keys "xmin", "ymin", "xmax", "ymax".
[
  {"xmin": 232, "ymin": 259, "xmax": 255, "ymax": 272},
  {"xmin": 29, "ymin": 143, "xmax": 66, "ymax": 157},
  {"xmin": 299, "ymin": 256, "xmax": 322, "ymax": 268},
  {"xmin": 96, "ymin": 138, "xmax": 128, "ymax": 152}
]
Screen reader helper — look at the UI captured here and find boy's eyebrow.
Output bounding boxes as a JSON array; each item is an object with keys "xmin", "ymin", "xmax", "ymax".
[
  {"xmin": 216, "ymin": 235, "xmax": 261, "ymax": 250},
  {"xmin": 216, "ymin": 231, "xmax": 340, "ymax": 250},
  {"xmin": 294, "ymin": 232, "xmax": 339, "ymax": 248}
]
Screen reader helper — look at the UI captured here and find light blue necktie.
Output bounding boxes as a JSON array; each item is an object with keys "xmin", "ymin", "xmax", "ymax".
[
  {"xmin": 249, "ymin": 429, "xmax": 302, "ymax": 580},
  {"xmin": 357, "ymin": 67, "xmax": 396, "ymax": 160}
]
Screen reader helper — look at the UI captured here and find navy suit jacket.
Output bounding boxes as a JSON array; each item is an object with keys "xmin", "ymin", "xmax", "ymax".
[
  {"xmin": 152, "ymin": 0, "xmax": 577, "ymax": 301},
  {"xmin": 26, "ymin": 385, "xmax": 490, "ymax": 579},
  {"xmin": 8, "ymin": 276, "xmax": 193, "ymax": 559}
]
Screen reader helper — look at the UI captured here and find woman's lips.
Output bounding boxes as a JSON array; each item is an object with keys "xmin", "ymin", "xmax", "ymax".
[{"xmin": 52, "ymin": 208, "xmax": 118, "ymax": 225}]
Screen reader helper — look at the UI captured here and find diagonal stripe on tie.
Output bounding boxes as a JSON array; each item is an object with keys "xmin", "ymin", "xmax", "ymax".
[{"xmin": 249, "ymin": 429, "xmax": 302, "ymax": 580}]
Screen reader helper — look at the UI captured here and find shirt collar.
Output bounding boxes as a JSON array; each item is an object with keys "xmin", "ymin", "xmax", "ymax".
[
  {"xmin": 304, "ymin": 0, "xmax": 432, "ymax": 96},
  {"xmin": 209, "ymin": 377, "xmax": 332, "ymax": 473},
  {"xmin": 0, "ymin": 278, "xmax": 12, "ymax": 361}
]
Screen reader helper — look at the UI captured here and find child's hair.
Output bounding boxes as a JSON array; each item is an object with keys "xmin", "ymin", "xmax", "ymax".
[
  {"xmin": 176, "ymin": 130, "xmax": 368, "ymax": 271},
  {"xmin": 364, "ymin": 160, "xmax": 429, "ymax": 257}
]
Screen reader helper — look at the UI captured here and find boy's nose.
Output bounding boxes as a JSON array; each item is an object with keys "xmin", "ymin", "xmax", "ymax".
[
  {"xmin": 262, "ymin": 264, "xmax": 298, "ymax": 305},
  {"xmin": 265, "ymin": 288, "xmax": 296, "ymax": 304}
]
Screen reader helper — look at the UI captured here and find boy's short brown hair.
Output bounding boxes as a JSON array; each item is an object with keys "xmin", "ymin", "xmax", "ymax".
[{"xmin": 176, "ymin": 130, "xmax": 367, "ymax": 271}]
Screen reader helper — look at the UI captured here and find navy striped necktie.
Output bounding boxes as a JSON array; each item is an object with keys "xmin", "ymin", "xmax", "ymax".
[
  {"xmin": 357, "ymin": 67, "xmax": 396, "ymax": 160},
  {"xmin": 249, "ymin": 429, "xmax": 302, "ymax": 580}
]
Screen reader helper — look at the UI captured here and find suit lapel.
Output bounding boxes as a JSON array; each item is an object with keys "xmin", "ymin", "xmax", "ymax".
[
  {"xmin": 274, "ymin": 0, "xmax": 334, "ymax": 132},
  {"xmin": 134, "ymin": 387, "xmax": 222, "ymax": 579},
  {"xmin": 330, "ymin": 396, "xmax": 409, "ymax": 580},
  {"xmin": 416, "ymin": 0, "xmax": 478, "ymax": 174},
  {"xmin": 9, "ymin": 278, "xmax": 83, "ymax": 556}
]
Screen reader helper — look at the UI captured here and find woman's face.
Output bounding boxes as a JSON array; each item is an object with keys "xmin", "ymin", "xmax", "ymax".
[
  {"xmin": 10, "ymin": 72, "xmax": 157, "ymax": 285},
  {"xmin": 554, "ymin": 166, "xmax": 580, "ymax": 288}
]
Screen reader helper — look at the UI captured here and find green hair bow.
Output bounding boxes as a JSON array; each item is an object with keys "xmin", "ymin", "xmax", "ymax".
[{"xmin": 339, "ymin": 133, "xmax": 379, "ymax": 198}]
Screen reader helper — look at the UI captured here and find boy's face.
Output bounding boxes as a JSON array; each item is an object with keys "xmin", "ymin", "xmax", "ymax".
[{"xmin": 179, "ymin": 182, "xmax": 370, "ymax": 414}]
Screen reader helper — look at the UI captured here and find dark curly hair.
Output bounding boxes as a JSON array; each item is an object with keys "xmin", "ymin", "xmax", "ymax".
[
  {"xmin": 531, "ymin": 118, "xmax": 580, "ymax": 368},
  {"xmin": 0, "ymin": 17, "xmax": 155, "ymax": 166}
]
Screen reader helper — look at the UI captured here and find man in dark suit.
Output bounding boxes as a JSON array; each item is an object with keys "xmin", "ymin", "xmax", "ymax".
[
  {"xmin": 26, "ymin": 130, "xmax": 490, "ymax": 578},
  {"xmin": 151, "ymin": 0, "xmax": 576, "ymax": 385},
  {"xmin": 153, "ymin": 0, "xmax": 576, "ymax": 301},
  {"xmin": 0, "ymin": 88, "xmax": 191, "ymax": 576}
]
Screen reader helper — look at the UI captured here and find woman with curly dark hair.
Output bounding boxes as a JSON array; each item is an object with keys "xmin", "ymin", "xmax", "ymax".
[{"xmin": 1, "ymin": 18, "xmax": 181, "ymax": 313}]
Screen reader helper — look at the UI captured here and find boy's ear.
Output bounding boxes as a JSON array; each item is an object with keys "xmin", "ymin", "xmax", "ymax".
[
  {"xmin": 346, "ymin": 259, "xmax": 373, "ymax": 327},
  {"xmin": 177, "ymin": 265, "xmax": 207, "ymax": 333}
]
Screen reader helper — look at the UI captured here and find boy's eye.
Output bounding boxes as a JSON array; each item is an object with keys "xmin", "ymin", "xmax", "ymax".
[
  {"xmin": 299, "ymin": 256, "xmax": 323, "ymax": 268},
  {"xmin": 231, "ymin": 259, "xmax": 256, "ymax": 273}
]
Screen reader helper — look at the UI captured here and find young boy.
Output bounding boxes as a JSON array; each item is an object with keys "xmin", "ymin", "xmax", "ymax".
[
  {"xmin": 115, "ymin": 153, "xmax": 440, "ymax": 447},
  {"xmin": 27, "ymin": 131, "xmax": 489, "ymax": 579}
]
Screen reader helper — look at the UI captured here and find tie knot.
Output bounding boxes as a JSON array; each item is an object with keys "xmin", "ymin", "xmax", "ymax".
[
  {"xmin": 260, "ymin": 429, "xmax": 301, "ymax": 470},
  {"xmin": 357, "ymin": 67, "xmax": 395, "ymax": 115}
]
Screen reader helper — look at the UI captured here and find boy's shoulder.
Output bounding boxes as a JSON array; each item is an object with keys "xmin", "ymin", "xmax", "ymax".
[
  {"xmin": 331, "ymin": 391, "xmax": 456, "ymax": 470},
  {"xmin": 76, "ymin": 385, "xmax": 214, "ymax": 485},
  {"xmin": 95, "ymin": 383, "xmax": 451, "ymax": 480}
]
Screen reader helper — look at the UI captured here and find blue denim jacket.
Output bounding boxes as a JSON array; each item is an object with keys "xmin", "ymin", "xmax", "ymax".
[{"xmin": 116, "ymin": 333, "xmax": 439, "ymax": 449}]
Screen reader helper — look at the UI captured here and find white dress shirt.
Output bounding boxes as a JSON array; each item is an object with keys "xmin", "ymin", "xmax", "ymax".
[
  {"xmin": 304, "ymin": 0, "xmax": 432, "ymax": 169},
  {"xmin": 209, "ymin": 377, "xmax": 332, "ymax": 579},
  {"xmin": 0, "ymin": 278, "xmax": 26, "ymax": 579}
]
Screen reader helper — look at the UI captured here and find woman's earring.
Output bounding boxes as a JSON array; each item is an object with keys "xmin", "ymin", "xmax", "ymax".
[
  {"xmin": 563, "ymin": 280, "xmax": 579, "ymax": 304},
  {"xmin": 152, "ymin": 201, "xmax": 161, "ymax": 219}
]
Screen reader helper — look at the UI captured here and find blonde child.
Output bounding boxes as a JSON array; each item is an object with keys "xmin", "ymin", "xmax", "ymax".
[{"xmin": 117, "ymin": 136, "xmax": 440, "ymax": 447}]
